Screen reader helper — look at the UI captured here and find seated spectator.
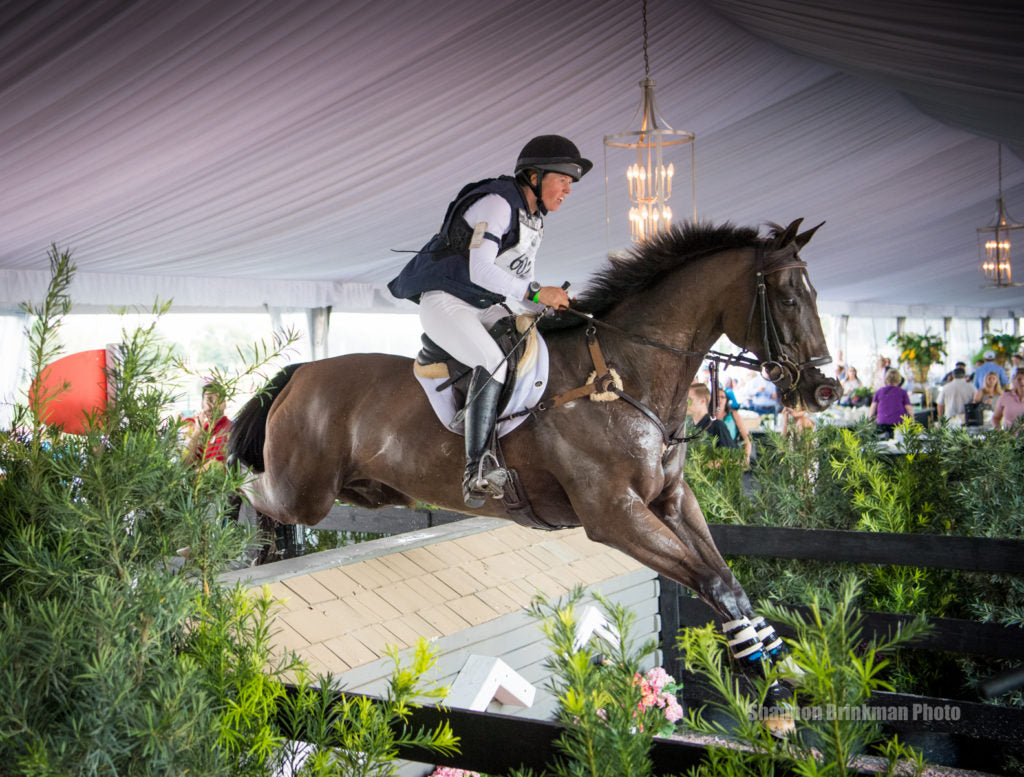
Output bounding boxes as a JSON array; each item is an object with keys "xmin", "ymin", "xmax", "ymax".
[
  {"xmin": 870, "ymin": 369, "xmax": 913, "ymax": 439},
  {"xmin": 715, "ymin": 387, "xmax": 752, "ymax": 465},
  {"xmin": 972, "ymin": 370, "xmax": 1004, "ymax": 410},
  {"xmin": 972, "ymin": 350, "xmax": 1008, "ymax": 390},
  {"xmin": 687, "ymin": 383, "xmax": 738, "ymax": 449},
  {"xmin": 184, "ymin": 383, "xmax": 232, "ymax": 468},
  {"xmin": 839, "ymin": 367, "xmax": 862, "ymax": 403},
  {"xmin": 936, "ymin": 367, "xmax": 975, "ymax": 421},
  {"xmin": 992, "ymin": 369, "xmax": 1024, "ymax": 431}
]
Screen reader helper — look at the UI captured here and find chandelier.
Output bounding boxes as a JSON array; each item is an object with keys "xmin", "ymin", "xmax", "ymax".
[
  {"xmin": 604, "ymin": 0, "xmax": 695, "ymax": 247},
  {"xmin": 978, "ymin": 144, "xmax": 1023, "ymax": 288}
]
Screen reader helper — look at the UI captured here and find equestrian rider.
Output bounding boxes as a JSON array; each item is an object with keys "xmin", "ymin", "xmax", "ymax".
[{"xmin": 388, "ymin": 135, "xmax": 591, "ymax": 507}]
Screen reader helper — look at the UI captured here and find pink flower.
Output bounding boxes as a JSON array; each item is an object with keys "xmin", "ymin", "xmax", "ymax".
[
  {"xmin": 430, "ymin": 768, "xmax": 480, "ymax": 777},
  {"xmin": 644, "ymin": 666, "xmax": 673, "ymax": 694},
  {"xmin": 663, "ymin": 694, "xmax": 683, "ymax": 723}
]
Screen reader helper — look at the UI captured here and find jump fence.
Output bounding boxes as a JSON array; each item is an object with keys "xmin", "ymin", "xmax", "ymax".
[{"xmin": 659, "ymin": 524, "xmax": 1024, "ymax": 774}]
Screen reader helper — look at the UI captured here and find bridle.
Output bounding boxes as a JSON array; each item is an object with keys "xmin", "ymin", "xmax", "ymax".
[
  {"xmin": 513, "ymin": 240, "xmax": 833, "ymax": 449},
  {"xmin": 738, "ymin": 243, "xmax": 833, "ymax": 399}
]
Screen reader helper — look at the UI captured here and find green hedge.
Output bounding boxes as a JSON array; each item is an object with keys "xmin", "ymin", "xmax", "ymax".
[{"xmin": 684, "ymin": 419, "xmax": 1024, "ymax": 704}]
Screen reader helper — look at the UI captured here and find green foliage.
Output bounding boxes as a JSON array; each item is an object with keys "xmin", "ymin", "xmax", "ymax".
[
  {"xmin": 512, "ymin": 589, "xmax": 673, "ymax": 777},
  {"xmin": 683, "ymin": 414, "xmax": 1024, "ymax": 703},
  {"xmin": 679, "ymin": 578, "xmax": 929, "ymax": 777},
  {"xmin": 316, "ymin": 641, "xmax": 458, "ymax": 777},
  {"xmin": 0, "ymin": 248, "xmax": 457, "ymax": 775},
  {"xmin": 886, "ymin": 330, "xmax": 946, "ymax": 371},
  {"xmin": 980, "ymin": 331, "xmax": 1024, "ymax": 362},
  {"xmin": 683, "ymin": 441, "xmax": 756, "ymax": 526}
]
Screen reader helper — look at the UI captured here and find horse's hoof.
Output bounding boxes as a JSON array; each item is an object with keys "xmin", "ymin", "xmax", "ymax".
[
  {"xmin": 759, "ymin": 681, "xmax": 797, "ymax": 737},
  {"xmin": 764, "ymin": 709, "xmax": 796, "ymax": 738}
]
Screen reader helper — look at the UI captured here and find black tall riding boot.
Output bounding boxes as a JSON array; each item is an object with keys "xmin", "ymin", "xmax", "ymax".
[{"xmin": 462, "ymin": 366, "xmax": 509, "ymax": 508}]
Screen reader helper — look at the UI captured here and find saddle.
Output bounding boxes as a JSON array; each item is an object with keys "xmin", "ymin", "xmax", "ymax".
[
  {"xmin": 412, "ymin": 314, "xmax": 541, "ymax": 420},
  {"xmin": 412, "ymin": 314, "xmax": 565, "ymax": 531}
]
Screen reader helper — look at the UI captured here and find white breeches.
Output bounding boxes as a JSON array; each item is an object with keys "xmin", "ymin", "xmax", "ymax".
[{"xmin": 419, "ymin": 290, "xmax": 509, "ymax": 383}]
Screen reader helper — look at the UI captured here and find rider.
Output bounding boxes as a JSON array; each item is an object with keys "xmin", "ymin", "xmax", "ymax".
[{"xmin": 387, "ymin": 135, "xmax": 591, "ymax": 507}]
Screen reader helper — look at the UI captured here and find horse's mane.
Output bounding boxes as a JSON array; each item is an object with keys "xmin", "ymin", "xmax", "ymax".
[{"xmin": 541, "ymin": 220, "xmax": 761, "ymax": 331}]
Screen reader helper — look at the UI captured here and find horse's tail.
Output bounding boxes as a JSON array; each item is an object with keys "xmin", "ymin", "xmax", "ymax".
[{"xmin": 229, "ymin": 363, "xmax": 306, "ymax": 472}]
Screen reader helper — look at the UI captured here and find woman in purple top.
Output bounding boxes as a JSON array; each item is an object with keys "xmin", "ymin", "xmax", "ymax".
[{"xmin": 870, "ymin": 368, "xmax": 914, "ymax": 438}]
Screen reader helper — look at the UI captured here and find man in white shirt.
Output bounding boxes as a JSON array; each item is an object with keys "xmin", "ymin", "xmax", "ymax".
[{"xmin": 937, "ymin": 367, "xmax": 976, "ymax": 420}]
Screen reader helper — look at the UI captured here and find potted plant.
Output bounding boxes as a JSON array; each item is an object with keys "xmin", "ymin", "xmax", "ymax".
[
  {"xmin": 848, "ymin": 386, "xmax": 873, "ymax": 407},
  {"xmin": 887, "ymin": 329, "xmax": 947, "ymax": 407},
  {"xmin": 980, "ymin": 331, "xmax": 1024, "ymax": 366}
]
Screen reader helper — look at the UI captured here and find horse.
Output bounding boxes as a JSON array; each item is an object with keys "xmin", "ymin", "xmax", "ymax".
[{"xmin": 230, "ymin": 218, "xmax": 841, "ymax": 703}]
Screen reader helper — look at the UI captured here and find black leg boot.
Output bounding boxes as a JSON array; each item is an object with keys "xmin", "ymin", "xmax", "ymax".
[{"xmin": 462, "ymin": 366, "xmax": 509, "ymax": 508}]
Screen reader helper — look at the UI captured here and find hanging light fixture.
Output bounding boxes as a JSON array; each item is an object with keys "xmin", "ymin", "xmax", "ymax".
[
  {"xmin": 604, "ymin": 0, "xmax": 695, "ymax": 249},
  {"xmin": 978, "ymin": 144, "xmax": 1023, "ymax": 288}
]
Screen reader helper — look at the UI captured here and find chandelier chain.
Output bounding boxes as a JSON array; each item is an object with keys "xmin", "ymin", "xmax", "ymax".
[
  {"xmin": 995, "ymin": 143, "xmax": 1003, "ymax": 198},
  {"xmin": 642, "ymin": 0, "xmax": 650, "ymax": 78}
]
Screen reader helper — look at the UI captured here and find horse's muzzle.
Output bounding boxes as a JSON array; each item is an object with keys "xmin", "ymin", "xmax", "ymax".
[
  {"xmin": 797, "ymin": 366, "xmax": 842, "ymax": 412},
  {"xmin": 813, "ymin": 381, "xmax": 842, "ymax": 409}
]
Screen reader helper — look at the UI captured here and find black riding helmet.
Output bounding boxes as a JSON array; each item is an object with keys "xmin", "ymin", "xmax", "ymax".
[{"xmin": 515, "ymin": 135, "xmax": 592, "ymax": 214}]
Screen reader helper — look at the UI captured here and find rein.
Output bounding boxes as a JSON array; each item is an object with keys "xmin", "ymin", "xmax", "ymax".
[{"xmin": 508, "ymin": 242, "xmax": 832, "ymax": 450}]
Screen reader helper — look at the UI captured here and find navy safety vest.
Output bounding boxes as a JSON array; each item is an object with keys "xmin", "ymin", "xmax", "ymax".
[{"xmin": 387, "ymin": 176, "xmax": 539, "ymax": 308}]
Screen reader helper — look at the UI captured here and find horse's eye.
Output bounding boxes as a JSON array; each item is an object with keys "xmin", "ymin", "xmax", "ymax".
[{"xmin": 780, "ymin": 297, "xmax": 797, "ymax": 308}]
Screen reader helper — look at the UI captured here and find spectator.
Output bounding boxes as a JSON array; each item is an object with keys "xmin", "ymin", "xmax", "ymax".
[
  {"xmin": 744, "ymin": 374, "xmax": 779, "ymax": 415},
  {"xmin": 839, "ymin": 366, "xmax": 862, "ymax": 403},
  {"xmin": 941, "ymin": 361, "xmax": 967, "ymax": 384},
  {"xmin": 687, "ymin": 383, "xmax": 738, "ymax": 449},
  {"xmin": 936, "ymin": 367, "xmax": 975, "ymax": 421},
  {"xmin": 872, "ymin": 356, "xmax": 892, "ymax": 389},
  {"xmin": 972, "ymin": 350, "xmax": 1008, "ymax": 390},
  {"xmin": 972, "ymin": 370, "xmax": 1004, "ymax": 410},
  {"xmin": 992, "ymin": 369, "xmax": 1024, "ymax": 431},
  {"xmin": 715, "ymin": 387, "xmax": 753, "ymax": 465},
  {"xmin": 184, "ymin": 383, "xmax": 232, "ymax": 468},
  {"xmin": 869, "ymin": 369, "xmax": 913, "ymax": 439}
]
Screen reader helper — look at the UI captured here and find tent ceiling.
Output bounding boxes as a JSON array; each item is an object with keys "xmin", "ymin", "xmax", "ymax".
[{"xmin": 2, "ymin": 0, "xmax": 1023, "ymax": 318}]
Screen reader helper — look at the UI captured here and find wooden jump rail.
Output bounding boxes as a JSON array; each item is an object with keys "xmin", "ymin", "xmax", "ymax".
[{"xmin": 276, "ymin": 687, "xmax": 880, "ymax": 777}]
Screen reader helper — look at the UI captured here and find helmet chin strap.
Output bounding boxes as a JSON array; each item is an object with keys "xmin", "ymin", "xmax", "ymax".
[{"xmin": 530, "ymin": 171, "xmax": 548, "ymax": 215}]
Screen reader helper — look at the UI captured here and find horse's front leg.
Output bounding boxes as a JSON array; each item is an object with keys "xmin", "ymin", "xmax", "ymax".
[
  {"xmin": 651, "ymin": 472, "xmax": 785, "ymax": 668},
  {"xmin": 648, "ymin": 467, "xmax": 798, "ymax": 734}
]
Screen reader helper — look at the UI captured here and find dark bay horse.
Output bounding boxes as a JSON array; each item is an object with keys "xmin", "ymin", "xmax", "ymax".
[{"xmin": 231, "ymin": 219, "xmax": 840, "ymax": 686}]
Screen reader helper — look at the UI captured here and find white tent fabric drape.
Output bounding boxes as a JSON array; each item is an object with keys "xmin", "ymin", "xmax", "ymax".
[{"xmin": 2, "ymin": 0, "xmax": 1023, "ymax": 317}]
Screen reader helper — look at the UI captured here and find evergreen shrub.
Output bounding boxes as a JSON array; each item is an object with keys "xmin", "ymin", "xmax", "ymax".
[
  {"xmin": 683, "ymin": 417, "xmax": 1024, "ymax": 704},
  {"xmin": 0, "ymin": 248, "xmax": 456, "ymax": 775}
]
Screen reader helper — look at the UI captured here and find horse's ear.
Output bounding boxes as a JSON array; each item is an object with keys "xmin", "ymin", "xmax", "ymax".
[
  {"xmin": 795, "ymin": 221, "xmax": 825, "ymax": 251},
  {"xmin": 771, "ymin": 219, "xmax": 803, "ymax": 250}
]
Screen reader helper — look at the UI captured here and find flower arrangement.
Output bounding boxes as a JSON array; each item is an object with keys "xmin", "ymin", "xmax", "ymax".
[
  {"xmin": 887, "ymin": 329, "xmax": 947, "ymax": 371},
  {"xmin": 980, "ymin": 331, "xmax": 1024, "ymax": 365},
  {"xmin": 634, "ymin": 666, "xmax": 684, "ymax": 737}
]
